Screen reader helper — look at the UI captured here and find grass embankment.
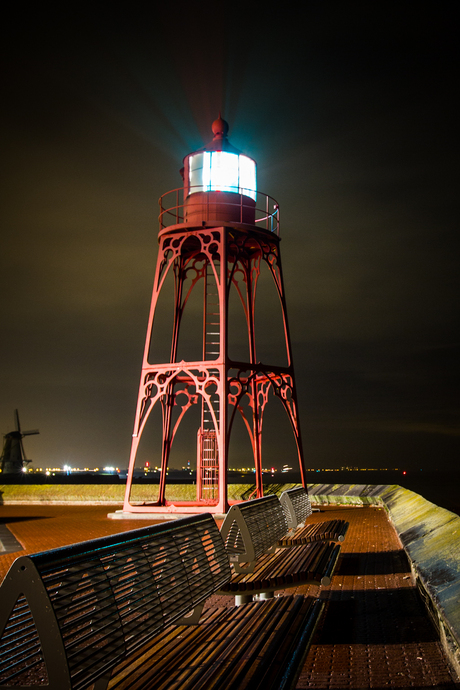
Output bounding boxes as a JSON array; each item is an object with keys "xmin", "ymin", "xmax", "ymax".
[{"xmin": 0, "ymin": 484, "xmax": 293, "ymax": 504}]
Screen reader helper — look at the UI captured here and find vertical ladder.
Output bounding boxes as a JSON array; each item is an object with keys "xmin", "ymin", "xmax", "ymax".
[
  {"xmin": 203, "ymin": 261, "xmax": 220, "ymax": 426},
  {"xmin": 199, "ymin": 261, "xmax": 220, "ymax": 498}
]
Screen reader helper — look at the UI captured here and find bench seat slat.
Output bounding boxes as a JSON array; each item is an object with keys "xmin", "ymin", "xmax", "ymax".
[
  {"xmin": 168, "ymin": 602, "xmax": 282, "ymax": 690},
  {"xmin": 108, "ymin": 608, "xmax": 249, "ymax": 690},
  {"xmin": 108, "ymin": 595, "xmax": 323, "ymax": 690},
  {"xmin": 194, "ymin": 599, "xmax": 296, "ymax": 690},
  {"xmin": 280, "ymin": 518, "xmax": 349, "ymax": 546},
  {"xmin": 112, "ymin": 607, "xmax": 235, "ymax": 690},
  {"xmin": 219, "ymin": 541, "xmax": 340, "ymax": 593}
]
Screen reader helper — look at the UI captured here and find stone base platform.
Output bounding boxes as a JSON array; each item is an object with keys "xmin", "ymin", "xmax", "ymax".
[{"xmin": 107, "ymin": 510, "xmax": 227, "ymax": 520}]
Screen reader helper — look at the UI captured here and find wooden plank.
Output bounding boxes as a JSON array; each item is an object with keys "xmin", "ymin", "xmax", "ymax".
[
  {"xmin": 169, "ymin": 601, "xmax": 285, "ymax": 690},
  {"xmin": 109, "ymin": 596, "xmax": 324, "ymax": 690},
  {"xmin": 279, "ymin": 519, "xmax": 349, "ymax": 546},
  {"xmin": 218, "ymin": 539, "xmax": 340, "ymax": 595}
]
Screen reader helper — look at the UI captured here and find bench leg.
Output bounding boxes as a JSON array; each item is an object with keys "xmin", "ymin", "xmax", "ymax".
[
  {"xmin": 93, "ymin": 673, "xmax": 111, "ymax": 690},
  {"xmin": 259, "ymin": 591, "xmax": 274, "ymax": 600},
  {"xmin": 235, "ymin": 594, "xmax": 253, "ymax": 606}
]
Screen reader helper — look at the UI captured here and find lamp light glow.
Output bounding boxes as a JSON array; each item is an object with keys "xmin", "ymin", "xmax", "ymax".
[{"xmin": 188, "ymin": 151, "xmax": 256, "ymax": 200}]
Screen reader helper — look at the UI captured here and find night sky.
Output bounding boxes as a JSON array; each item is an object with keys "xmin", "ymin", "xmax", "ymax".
[{"xmin": 1, "ymin": 5, "xmax": 458, "ymax": 473}]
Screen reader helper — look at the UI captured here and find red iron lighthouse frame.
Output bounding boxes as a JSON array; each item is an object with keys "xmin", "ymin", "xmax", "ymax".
[{"xmin": 123, "ymin": 118, "xmax": 306, "ymax": 515}]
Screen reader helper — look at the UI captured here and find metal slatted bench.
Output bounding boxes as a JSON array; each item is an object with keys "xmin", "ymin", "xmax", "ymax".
[
  {"xmin": 218, "ymin": 495, "xmax": 341, "ymax": 605},
  {"xmin": 279, "ymin": 487, "xmax": 349, "ymax": 547},
  {"xmin": 0, "ymin": 514, "xmax": 324, "ymax": 690}
]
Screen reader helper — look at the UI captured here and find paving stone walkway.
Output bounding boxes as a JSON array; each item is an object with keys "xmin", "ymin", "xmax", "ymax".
[
  {"xmin": 0, "ymin": 503, "xmax": 458, "ymax": 688},
  {"xmin": 295, "ymin": 505, "xmax": 459, "ymax": 689}
]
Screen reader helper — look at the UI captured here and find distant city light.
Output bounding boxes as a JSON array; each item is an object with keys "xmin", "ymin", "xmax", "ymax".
[{"xmin": 12, "ymin": 465, "xmax": 405, "ymax": 476}]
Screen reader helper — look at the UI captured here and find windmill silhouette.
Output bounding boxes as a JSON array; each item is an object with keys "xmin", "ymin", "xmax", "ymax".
[{"xmin": 1, "ymin": 410, "xmax": 39, "ymax": 475}]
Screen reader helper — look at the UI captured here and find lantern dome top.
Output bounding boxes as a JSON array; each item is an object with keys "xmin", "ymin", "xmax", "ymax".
[
  {"xmin": 195, "ymin": 114, "xmax": 241, "ymax": 154},
  {"xmin": 212, "ymin": 114, "xmax": 229, "ymax": 139}
]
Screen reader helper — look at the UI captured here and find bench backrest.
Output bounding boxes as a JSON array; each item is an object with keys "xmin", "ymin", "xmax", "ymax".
[
  {"xmin": 0, "ymin": 514, "xmax": 230, "ymax": 690},
  {"xmin": 220, "ymin": 495, "xmax": 288, "ymax": 572},
  {"xmin": 280, "ymin": 486, "xmax": 312, "ymax": 530}
]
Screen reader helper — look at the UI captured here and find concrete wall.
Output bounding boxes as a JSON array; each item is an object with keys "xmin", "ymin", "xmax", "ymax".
[
  {"xmin": 380, "ymin": 485, "xmax": 460, "ymax": 678},
  {"xmin": 308, "ymin": 482, "xmax": 460, "ymax": 678}
]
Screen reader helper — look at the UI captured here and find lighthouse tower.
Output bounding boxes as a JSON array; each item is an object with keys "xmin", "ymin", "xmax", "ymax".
[{"xmin": 123, "ymin": 117, "xmax": 306, "ymax": 515}]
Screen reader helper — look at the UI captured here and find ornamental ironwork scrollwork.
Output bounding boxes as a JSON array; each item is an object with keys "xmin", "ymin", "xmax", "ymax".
[
  {"xmin": 157, "ymin": 230, "xmax": 222, "ymax": 291},
  {"xmin": 137, "ymin": 367, "xmax": 222, "ymax": 437}
]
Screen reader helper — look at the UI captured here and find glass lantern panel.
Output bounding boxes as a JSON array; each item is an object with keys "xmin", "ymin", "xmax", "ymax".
[
  {"xmin": 209, "ymin": 152, "xmax": 239, "ymax": 193},
  {"xmin": 239, "ymin": 155, "xmax": 256, "ymax": 201},
  {"xmin": 189, "ymin": 152, "xmax": 205, "ymax": 193},
  {"xmin": 188, "ymin": 151, "xmax": 257, "ymax": 200}
]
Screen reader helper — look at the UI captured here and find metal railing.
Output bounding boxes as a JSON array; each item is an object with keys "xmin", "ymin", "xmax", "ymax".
[{"xmin": 159, "ymin": 187, "xmax": 280, "ymax": 235}]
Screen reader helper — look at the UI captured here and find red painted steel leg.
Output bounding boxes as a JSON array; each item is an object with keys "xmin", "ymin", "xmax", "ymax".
[{"xmin": 123, "ymin": 223, "xmax": 306, "ymax": 515}]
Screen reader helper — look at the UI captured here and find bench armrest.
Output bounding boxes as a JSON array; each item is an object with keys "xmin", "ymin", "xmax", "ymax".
[
  {"xmin": 220, "ymin": 504, "xmax": 258, "ymax": 572},
  {"xmin": 280, "ymin": 487, "xmax": 312, "ymax": 530},
  {"xmin": 220, "ymin": 496, "xmax": 288, "ymax": 573}
]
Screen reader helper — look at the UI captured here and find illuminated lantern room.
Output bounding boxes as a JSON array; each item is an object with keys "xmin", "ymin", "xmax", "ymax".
[{"xmin": 183, "ymin": 116, "xmax": 257, "ymax": 224}]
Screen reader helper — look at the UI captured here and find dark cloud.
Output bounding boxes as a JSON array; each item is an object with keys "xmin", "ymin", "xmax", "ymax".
[{"xmin": 1, "ymin": 4, "xmax": 458, "ymax": 470}]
